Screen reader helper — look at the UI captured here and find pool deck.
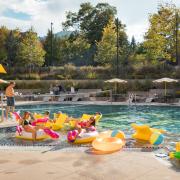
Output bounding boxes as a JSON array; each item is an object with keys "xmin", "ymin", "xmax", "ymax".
[{"xmin": 0, "ymin": 149, "xmax": 179, "ymax": 180}]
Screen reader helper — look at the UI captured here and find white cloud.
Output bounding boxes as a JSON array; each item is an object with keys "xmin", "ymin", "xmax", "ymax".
[{"xmin": 0, "ymin": 0, "xmax": 179, "ymax": 41}]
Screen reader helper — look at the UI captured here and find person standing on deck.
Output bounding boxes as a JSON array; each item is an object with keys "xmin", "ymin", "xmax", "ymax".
[{"xmin": 5, "ymin": 82, "xmax": 16, "ymax": 119}]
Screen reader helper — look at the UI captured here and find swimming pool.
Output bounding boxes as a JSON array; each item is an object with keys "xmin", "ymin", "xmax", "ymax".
[{"xmin": 0, "ymin": 104, "xmax": 179, "ymax": 149}]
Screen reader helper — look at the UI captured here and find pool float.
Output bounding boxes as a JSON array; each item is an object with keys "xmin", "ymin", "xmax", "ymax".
[
  {"xmin": 67, "ymin": 129, "xmax": 99, "ymax": 144},
  {"xmin": 176, "ymin": 142, "xmax": 180, "ymax": 152},
  {"xmin": 63, "ymin": 113, "xmax": 102, "ymax": 130},
  {"xmin": 80, "ymin": 113, "xmax": 102, "ymax": 124},
  {"xmin": 43, "ymin": 128, "xmax": 59, "ymax": 139},
  {"xmin": 92, "ymin": 137, "xmax": 124, "ymax": 152},
  {"xmin": 131, "ymin": 123, "xmax": 165, "ymax": 141},
  {"xmin": 149, "ymin": 132, "xmax": 164, "ymax": 145},
  {"xmin": 169, "ymin": 142, "xmax": 180, "ymax": 160},
  {"xmin": 31, "ymin": 118, "xmax": 49, "ymax": 126},
  {"xmin": 98, "ymin": 130, "xmax": 125, "ymax": 140},
  {"xmin": 45, "ymin": 113, "xmax": 68, "ymax": 131},
  {"xmin": 15, "ymin": 126, "xmax": 48, "ymax": 140},
  {"xmin": 15, "ymin": 126, "xmax": 59, "ymax": 140}
]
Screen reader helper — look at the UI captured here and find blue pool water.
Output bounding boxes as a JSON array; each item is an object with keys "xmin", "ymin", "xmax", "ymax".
[
  {"xmin": 15, "ymin": 104, "xmax": 180, "ymax": 135},
  {"xmin": 0, "ymin": 104, "xmax": 179, "ymax": 148}
]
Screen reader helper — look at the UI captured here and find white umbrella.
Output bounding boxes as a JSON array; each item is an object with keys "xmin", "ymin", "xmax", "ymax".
[
  {"xmin": 153, "ymin": 78, "xmax": 178, "ymax": 96},
  {"xmin": 105, "ymin": 78, "xmax": 127, "ymax": 94}
]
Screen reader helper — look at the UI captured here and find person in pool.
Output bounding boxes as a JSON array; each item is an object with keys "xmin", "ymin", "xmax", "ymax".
[
  {"xmin": 75, "ymin": 116, "xmax": 96, "ymax": 135},
  {"xmin": 19, "ymin": 111, "xmax": 39, "ymax": 140},
  {"xmin": 65, "ymin": 112, "xmax": 101, "ymax": 123}
]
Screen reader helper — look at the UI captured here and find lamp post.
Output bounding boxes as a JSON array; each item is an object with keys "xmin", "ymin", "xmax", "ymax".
[
  {"xmin": 50, "ymin": 22, "xmax": 53, "ymax": 66},
  {"xmin": 115, "ymin": 18, "xmax": 119, "ymax": 77},
  {"xmin": 175, "ymin": 12, "xmax": 179, "ymax": 66}
]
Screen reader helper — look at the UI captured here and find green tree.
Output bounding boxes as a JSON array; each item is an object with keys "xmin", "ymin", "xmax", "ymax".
[
  {"xmin": 16, "ymin": 28, "xmax": 45, "ymax": 70},
  {"xmin": 63, "ymin": 2, "xmax": 117, "ymax": 44},
  {"xmin": 95, "ymin": 19, "xmax": 116, "ymax": 66},
  {"xmin": 5, "ymin": 29, "xmax": 21, "ymax": 66},
  {"xmin": 144, "ymin": 4, "xmax": 180, "ymax": 64},
  {"xmin": 95, "ymin": 19, "xmax": 129, "ymax": 66},
  {"xmin": 0, "ymin": 26, "xmax": 9, "ymax": 64},
  {"xmin": 43, "ymin": 29, "xmax": 55, "ymax": 66}
]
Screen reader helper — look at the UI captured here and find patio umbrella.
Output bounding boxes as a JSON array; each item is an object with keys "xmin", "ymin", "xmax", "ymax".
[
  {"xmin": 153, "ymin": 78, "xmax": 178, "ymax": 96},
  {"xmin": 105, "ymin": 78, "xmax": 128, "ymax": 94},
  {"xmin": 0, "ymin": 64, "xmax": 7, "ymax": 74}
]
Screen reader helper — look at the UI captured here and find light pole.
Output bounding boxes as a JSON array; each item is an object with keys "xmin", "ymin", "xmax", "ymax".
[
  {"xmin": 115, "ymin": 18, "xmax": 119, "ymax": 77},
  {"xmin": 50, "ymin": 22, "xmax": 53, "ymax": 66},
  {"xmin": 175, "ymin": 12, "xmax": 179, "ymax": 66}
]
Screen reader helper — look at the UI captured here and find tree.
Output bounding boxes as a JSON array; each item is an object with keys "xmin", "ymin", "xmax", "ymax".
[
  {"xmin": 43, "ymin": 29, "xmax": 55, "ymax": 66},
  {"xmin": 130, "ymin": 36, "xmax": 137, "ymax": 54},
  {"xmin": 5, "ymin": 29, "xmax": 21, "ymax": 66},
  {"xmin": 63, "ymin": 2, "xmax": 117, "ymax": 44},
  {"xmin": 16, "ymin": 28, "xmax": 45, "ymax": 70},
  {"xmin": 0, "ymin": 26, "xmax": 9, "ymax": 64},
  {"xmin": 95, "ymin": 18, "xmax": 129, "ymax": 67},
  {"xmin": 144, "ymin": 4, "xmax": 180, "ymax": 64},
  {"xmin": 95, "ymin": 19, "xmax": 116, "ymax": 66}
]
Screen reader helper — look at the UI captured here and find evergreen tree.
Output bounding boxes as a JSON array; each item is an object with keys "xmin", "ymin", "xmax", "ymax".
[
  {"xmin": 5, "ymin": 29, "xmax": 21, "ymax": 66},
  {"xmin": 0, "ymin": 26, "xmax": 9, "ymax": 64}
]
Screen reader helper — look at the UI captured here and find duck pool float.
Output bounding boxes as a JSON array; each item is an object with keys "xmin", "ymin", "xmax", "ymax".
[
  {"xmin": 131, "ymin": 123, "xmax": 165, "ymax": 141},
  {"xmin": 169, "ymin": 142, "xmax": 180, "ymax": 160},
  {"xmin": 45, "ymin": 113, "xmax": 68, "ymax": 131},
  {"xmin": 64, "ymin": 113, "xmax": 102, "ymax": 130}
]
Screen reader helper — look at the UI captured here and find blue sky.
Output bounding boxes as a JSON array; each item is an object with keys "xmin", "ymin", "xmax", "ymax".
[{"xmin": 0, "ymin": 0, "xmax": 179, "ymax": 41}]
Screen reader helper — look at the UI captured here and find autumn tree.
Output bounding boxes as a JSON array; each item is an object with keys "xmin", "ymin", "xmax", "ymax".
[
  {"xmin": 144, "ymin": 4, "xmax": 180, "ymax": 64},
  {"xmin": 16, "ymin": 28, "xmax": 45, "ymax": 70}
]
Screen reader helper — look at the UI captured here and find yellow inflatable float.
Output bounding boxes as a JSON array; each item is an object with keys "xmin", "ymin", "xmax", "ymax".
[
  {"xmin": 92, "ymin": 130, "xmax": 125, "ymax": 152},
  {"xmin": 63, "ymin": 113, "xmax": 102, "ymax": 130},
  {"xmin": 74, "ymin": 131, "xmax": 99, "ymax": 144},
  {"xmin": 92, "ymin": 137, "xmax": 124, "ymax": 152},
  {"xmin": 15, "ymin": 128, "xmax": 48, "ymax": 140},
  {"xmin": 45, "ymin": 113, "xmax": 68, "ymax": 131},
  {"xmin": 131, "ymin": 123, "xmax": 165, "ymax": 141}
]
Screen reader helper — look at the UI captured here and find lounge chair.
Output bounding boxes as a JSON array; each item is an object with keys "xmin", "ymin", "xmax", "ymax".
[
  {"xmin": 145, "ymin": 93, "xmax": 158, "ymax": 103},
  {"xmin": 58, "ymin": 95, "xmax": 66, "ymax": 102}
]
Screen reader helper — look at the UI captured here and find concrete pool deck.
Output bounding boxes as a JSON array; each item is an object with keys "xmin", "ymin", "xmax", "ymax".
[{"xmin": 0, "ymin": 150, "xmax": 179, "ymax": 180}]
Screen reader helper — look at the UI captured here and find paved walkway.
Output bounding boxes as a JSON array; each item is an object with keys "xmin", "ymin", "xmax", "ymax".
[{"xmin": 0, "ymin": 150, "xmax": 179, "ymax": 180}]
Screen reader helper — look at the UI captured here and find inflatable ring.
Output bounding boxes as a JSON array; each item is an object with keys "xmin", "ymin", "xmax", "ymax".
[
  {"xmin": 73, "ymin": 131, "xmax": 99, "ymax": 144},
  {"xmin": 92, "ymin": 137, "xmax": 124, "ymax": 152},
  {"xmin": 15, "ymin": 129, "xmax": 48, "ymax": 140}
]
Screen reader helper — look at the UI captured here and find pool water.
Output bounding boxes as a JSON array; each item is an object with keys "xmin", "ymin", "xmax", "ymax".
[{"xmin": 0, "ymin": 104, "xmax": 179, "ymax": 149}]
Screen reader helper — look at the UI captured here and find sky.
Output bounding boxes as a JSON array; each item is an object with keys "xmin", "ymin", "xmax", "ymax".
[{"xmin": 0, "ymin": 0, "xmax": 179, "ymax": 42}]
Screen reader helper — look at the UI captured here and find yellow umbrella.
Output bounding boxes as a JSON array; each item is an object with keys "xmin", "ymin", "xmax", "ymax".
[
  {"xmin": 153, "ymin": 78, "xmax": 178, "ymax": 96},
  {"xmin": 0, "ymin": 64, "xmax": 7, "ymax": 74},
  {"xmin": 105, "ymin": 78, "xmax": 128, "ymax": 94}
]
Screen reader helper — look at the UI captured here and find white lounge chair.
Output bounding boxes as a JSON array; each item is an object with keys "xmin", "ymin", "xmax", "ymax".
[{"xmin": 58, "ymin": 95, "xmax": 66, "ymax": 102}]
